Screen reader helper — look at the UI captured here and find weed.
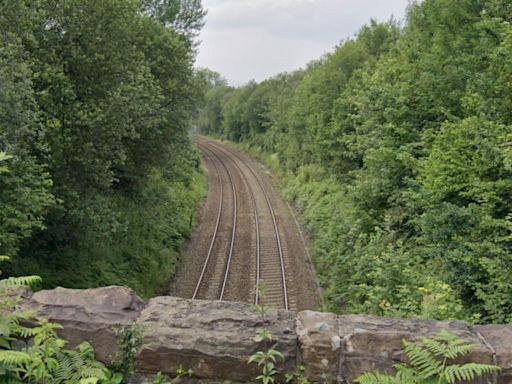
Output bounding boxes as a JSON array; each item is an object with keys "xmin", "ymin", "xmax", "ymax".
[
  {"xmin": 111, "ymin": 324, "xmax": 144, "ymax": 380},
  {"xmin": 249, "ymin": 282, "xmax": 284, "ymax": 384}
]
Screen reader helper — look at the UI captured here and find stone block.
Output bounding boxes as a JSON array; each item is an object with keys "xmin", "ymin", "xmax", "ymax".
[
  {"xmin": 135, "ymin": 296, "xmax": 296, "ymax": 382},
  {"xmin": 23, "ymin": 286, "xmax": 145, "ymax": 363},
  {"xmin": 338, "ymin": 316, "xmax": 493, "ymax": 384},
  {"xmin": 475, "ymin": 325, "xmax": 512, "ymax": 384},
  {"xmin": 296, "ymin": 310, "xmax": 341, "ymax": 383}
]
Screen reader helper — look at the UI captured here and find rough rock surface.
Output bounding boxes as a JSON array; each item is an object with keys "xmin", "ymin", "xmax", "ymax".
[
  {"xmin": 337, "ymin": 316, "xmax": 493, "ymax": 384},
  {"xmin": 297, "ymin": 311, "xmax": 341, "ymax": 383},
  {"xmin": 297, "ymin": 312, "xmax": 498, "ymax": 383},
  {"xmin": 135, "ymin": 296, "xmax": 297, "ymax": 382},
  {"xmin": 17, "ymin": 286, "xmax": 512, "ymax": 383},
  {"xmin": 23, "ymin": 286, "xmax": 145, "ymax": 362},
  {"xmin": 475, "ymin": 325, "xmax": 512, "ymax": 383}
]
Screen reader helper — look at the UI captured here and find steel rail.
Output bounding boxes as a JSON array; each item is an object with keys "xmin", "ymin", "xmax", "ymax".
[
  {"xmin": 191, "ymin": 146, "xmax": 223, "ymax": 299},
  {"xmin": 199, "ymin": 138, "xmax": 289, "ymax": 310},
  {"xmin": 194, "ymin": 143, "xmax": 238, "ymax": 301},
  {"xmin": 196, "ymin": 138, "xmax": 262, "ymax": 304}
]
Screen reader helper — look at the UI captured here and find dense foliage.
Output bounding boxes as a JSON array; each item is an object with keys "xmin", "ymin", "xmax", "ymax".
[
  {"xmin": 198, "ymin": 0, "xmax": 512, "ymax": 323},
  {"xmin": 0, "ymin": 0, "xmax": 207, "ymax": 297}
]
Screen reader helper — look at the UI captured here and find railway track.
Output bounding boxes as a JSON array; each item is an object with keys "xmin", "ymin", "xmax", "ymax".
[
  {"xmin": 192, "ymin": 143, "xmax": 238, "ymax": 301},
  {"xmin": 198, "ymin": 142, "xmax": 262, "ymax": 305},
  {"xmin": 194, "ymin": 138, "xmax": 292, "ymax": 310}
]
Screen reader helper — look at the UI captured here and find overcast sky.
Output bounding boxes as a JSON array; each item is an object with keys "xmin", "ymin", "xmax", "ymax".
[{"xmin": 195, "ymin": 0, "xmax": 411, "ymax": 85}]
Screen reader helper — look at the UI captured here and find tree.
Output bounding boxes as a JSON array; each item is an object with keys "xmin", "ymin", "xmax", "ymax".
[
  {"xmin": 141, "ymin": 0, "xmax": 206, "ymax": 42},
  {"xmin": 0, "ymin": 35, "xmax": 54, "ymax": 257},
  {"xmin": 0, "ymin": 0, "xmax": 206, "ymax": 297}
]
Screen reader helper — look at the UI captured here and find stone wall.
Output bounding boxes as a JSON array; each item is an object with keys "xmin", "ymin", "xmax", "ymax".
[{"xmin": 19, "ymin": 286, "xmax": 512, "ymax": 383}]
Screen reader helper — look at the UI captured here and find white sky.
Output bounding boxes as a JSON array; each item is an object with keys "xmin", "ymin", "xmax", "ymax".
[{"xmin": 195, "ymin": 0, "xmax": 411, "ymax": 85}]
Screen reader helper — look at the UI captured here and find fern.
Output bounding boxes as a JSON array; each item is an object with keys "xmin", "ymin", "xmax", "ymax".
[
  {"xmin": 443, "ymin": 363, "xmax": 499, "ymax": 383},
  {"xmin": 0, "ymin": 377, "xmax": 24, "ymax": 384},
  {"xmin": 0, "ymin": 276, "xmax": 42, "ymax": 289},
  {"xmin": 402, "ymin": 342, "xmax": 442, "ymax": 378},
  {"xmin": 53, "ymin": 341, "xmax": 117, "ymax": 383},
  {"xmin": 14, "ymin": 325, "xmax": 38, "ymax": 339},
  {"xmin": 356, "ymin": 331, "xmax": 500, "ymax": 384},
  {"xmin": 80, "ymin": 378, "xmax": 100, "ymax": 384},
  {"xmin": 0, "ymin": 257, "xmax": 123, "ymax": 384},
  {"xmin": 357, "ymin": 372, "xmax": 410, "ymax": 384},
  {"xmin": 0, "ymin": 350, "xmax": 31, "ymax": 365},
  {"xmin": 419, "ymin": 331, "xmax": 476, "ymax": 360}
]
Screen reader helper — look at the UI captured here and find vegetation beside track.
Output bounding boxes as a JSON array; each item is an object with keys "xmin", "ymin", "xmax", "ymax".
[
  {"xmin": 197, "ymin": 0, "xmax": 512, "ymax": 323},
  {"xmin": 0, "ymin": 0, "xmax": 208, "ymax": 298}
]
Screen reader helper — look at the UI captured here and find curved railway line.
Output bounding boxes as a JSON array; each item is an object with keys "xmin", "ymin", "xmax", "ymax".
[
  {"xmin": 196, "ymin": 138, "xmax": 289, "ymax": 309},
  {"xmin": 192, "ymin": 144, "xmax": 238, "ymax": 301},
  {"xmin": 170, "ymin": 136, "xmax": 319, "ymax": 311},
  {"xmin": 198, "ymin": 142, "xmax": 263, "ymax": 305}
]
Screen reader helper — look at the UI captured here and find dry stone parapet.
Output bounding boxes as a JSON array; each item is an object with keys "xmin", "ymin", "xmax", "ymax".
[
  {"xmin": 135, "ymin": 296, "xmax": 297, "ymax": 382},
  {"xmin": 18, "ymin": 286, "xmax": 512, "ymax": 383},
  {"xmin": 302, "ymin": 314, "xmax": 494, "ymax": 384}
]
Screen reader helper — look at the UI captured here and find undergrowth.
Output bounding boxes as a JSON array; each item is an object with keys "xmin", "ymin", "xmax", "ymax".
[{"xmin": 12, "ymin": 169, "xmax": 207, "ymax": 299}]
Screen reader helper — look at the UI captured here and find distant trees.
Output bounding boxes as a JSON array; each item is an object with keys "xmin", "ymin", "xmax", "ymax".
[
  {"xmin": 0, "ymin": 0, "xmax": 206, "ymax": 296},
  {"xmin": 197, "ymin": 0, "xmax": 512, "ymax": 323}
]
